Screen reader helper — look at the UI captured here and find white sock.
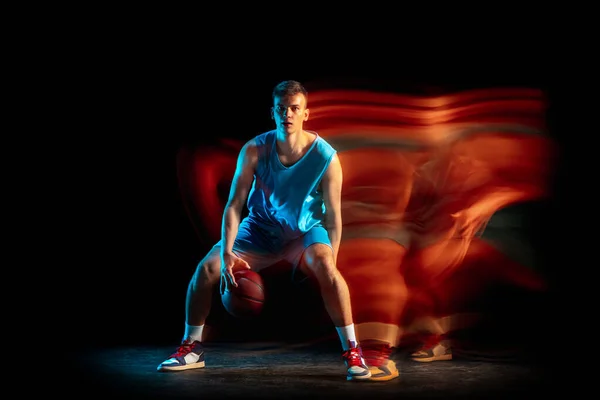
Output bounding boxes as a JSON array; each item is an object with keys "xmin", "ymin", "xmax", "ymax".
[
  {"xmin": 184, "ymin": 323, "xmax": 204, "ymax": 343},
  {"xmin": 336, "ymin": 324, "xmax": 358, "ymax": 350}
]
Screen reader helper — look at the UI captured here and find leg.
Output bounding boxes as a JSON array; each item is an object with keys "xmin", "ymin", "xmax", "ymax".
[
  {"xmin": 298, "ymin": 243, "xmax": 353, "ymax": 328},
  {"xmin": 157, "ymin": 246, "xmax": 221, "ymax": 372},
  {"xmin": 297, "ymin": 243, "xmax": 371, "ymax": 381},
  {"xmin": 186, "ymin": 245, "xmax": 222, "ymax": 328},
  {"xmin": 158, "ymin": 224, "xmax": 279, "ymax": 373}
]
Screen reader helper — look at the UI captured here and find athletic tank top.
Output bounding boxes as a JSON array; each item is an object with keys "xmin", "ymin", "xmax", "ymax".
[{"xmin": 245, "ymin": 129, "xmax": 336, "ymax": 241}]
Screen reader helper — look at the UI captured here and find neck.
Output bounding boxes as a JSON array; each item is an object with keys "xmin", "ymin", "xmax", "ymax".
[
  {"xmin": 277, "ymin": 129, "xmax": 303, "ymax": 149},
  {"xmin": 276, "ymin": 129, "xmax": 314, "ymax": 157}
]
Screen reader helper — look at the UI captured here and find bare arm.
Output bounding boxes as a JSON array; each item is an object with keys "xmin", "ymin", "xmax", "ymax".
[
  {"xmin": 220, "ymin": 139, "xmax": 258, "ymax": 288},
  {"xmin": 321, "ymin": 153, "xmax": 343, "ymax": 264}
]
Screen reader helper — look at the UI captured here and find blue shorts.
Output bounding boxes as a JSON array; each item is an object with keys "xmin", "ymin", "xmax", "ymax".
[{"xmin": 212, "ymin": 220, "xmax": 332, "ymax": 282}]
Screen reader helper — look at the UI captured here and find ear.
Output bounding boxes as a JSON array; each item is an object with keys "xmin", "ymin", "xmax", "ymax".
[
  {"xmin": 270, "ymin": 107, "xmax": 275, "ymax": 119},
  {"xmin": 304, "ymin": 108, "xmax": 309, "ymax": 121}
]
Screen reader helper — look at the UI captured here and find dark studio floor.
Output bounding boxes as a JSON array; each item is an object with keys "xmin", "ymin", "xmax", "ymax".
[{"xmin": 63, "ymin": 333, "xmax": 569, "ymax": 400}]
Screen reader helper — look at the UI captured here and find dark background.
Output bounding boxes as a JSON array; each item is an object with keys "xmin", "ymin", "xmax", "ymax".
[{"xmin": 58, "ymin": 37, "xmax": 571, "ymax": 354}]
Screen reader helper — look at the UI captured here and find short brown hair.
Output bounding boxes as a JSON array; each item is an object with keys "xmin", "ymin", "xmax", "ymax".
[{"xmin": 272, "ymin": 80, "xmax": 308, "ymax": 104}]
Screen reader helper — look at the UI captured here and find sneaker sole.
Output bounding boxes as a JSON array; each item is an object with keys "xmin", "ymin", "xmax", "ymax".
[
  {"xmin": 157, "ymin": 361, "xmax": 206, "ymax": 371},
  {"xmin": 347, "ymin": 370, "xmax": 372, "ymax": 381},
  {"xmin": 411, "ymin": 354, "xmax": 453, "ymax": 362},
  {"xmin": 367, "ymin": 362, "xmax": 399, "ymax": 382}
]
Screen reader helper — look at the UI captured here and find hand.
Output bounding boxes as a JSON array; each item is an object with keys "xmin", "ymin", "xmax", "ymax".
[{"xmin": 219, "ymin": 251, "xmax": 251, "ymax": 295}]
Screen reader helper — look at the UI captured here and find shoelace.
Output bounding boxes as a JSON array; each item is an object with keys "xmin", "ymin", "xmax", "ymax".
[
  {"xmin": 343, "ymin": 348, "xmax": 365, "ymax": 367},
  {"xmin": 170, "ymin": 341, "xmax": 194, "ymax": 358}
]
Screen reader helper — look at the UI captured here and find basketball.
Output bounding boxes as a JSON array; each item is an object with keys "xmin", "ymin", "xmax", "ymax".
[{"xmin": 221, "ymin": 270, "xmax": 265, "ymax": 319}]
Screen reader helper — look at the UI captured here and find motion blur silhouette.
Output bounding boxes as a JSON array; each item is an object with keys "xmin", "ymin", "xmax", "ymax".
[{"xmin": 176, "ymin": 82, "xmax": 556, "ymax": 376}]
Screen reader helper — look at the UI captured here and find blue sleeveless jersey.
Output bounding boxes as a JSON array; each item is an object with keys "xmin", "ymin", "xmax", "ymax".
[{"xmin": 244, "ymin": 130, "xmax": 336, "ymax": 246}]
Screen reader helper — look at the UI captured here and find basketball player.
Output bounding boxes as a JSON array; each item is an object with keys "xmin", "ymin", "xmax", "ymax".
[{"xmin": 157, "ymin": 80, "xmax": 371, "ymax": 381}]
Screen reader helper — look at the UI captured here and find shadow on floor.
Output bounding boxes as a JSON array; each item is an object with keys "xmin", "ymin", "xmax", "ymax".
[{"xmin": 63, "ymin": 338, "xmax": 561, "ymax": 399}]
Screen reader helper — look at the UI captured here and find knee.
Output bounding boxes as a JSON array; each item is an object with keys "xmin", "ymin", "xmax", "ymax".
[
  {"xmin": 303, "ymin": 249, "xmax": 338, "ymax": 283},
  {"xmin": 191, "ymin": 257, "xmax": 220, "ymax": 287}
]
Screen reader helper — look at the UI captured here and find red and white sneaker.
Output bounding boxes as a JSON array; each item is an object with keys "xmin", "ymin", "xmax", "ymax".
[
  {"xmin": 157, "ymin": 339, "xmax": 205, "ymax": 371},
  {"xmin": 342, "ymin": 342, "xmax": 371, "ymax": 381}
]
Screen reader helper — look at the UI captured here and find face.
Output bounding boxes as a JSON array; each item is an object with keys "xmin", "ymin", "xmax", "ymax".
[{"xmin": 271, "ymin": 93, "xmax": 309, "ymax": 133}]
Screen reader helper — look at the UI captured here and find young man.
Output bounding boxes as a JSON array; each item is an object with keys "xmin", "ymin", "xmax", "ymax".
[{"xmin": 158, "ymin": 80, "xmax": 371, "ymax": 381}]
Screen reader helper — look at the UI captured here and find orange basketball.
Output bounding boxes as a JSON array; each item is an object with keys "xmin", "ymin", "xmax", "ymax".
[{"xmin": 221, "ymin": 270, "xmax": 265, "ymax": 319}]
